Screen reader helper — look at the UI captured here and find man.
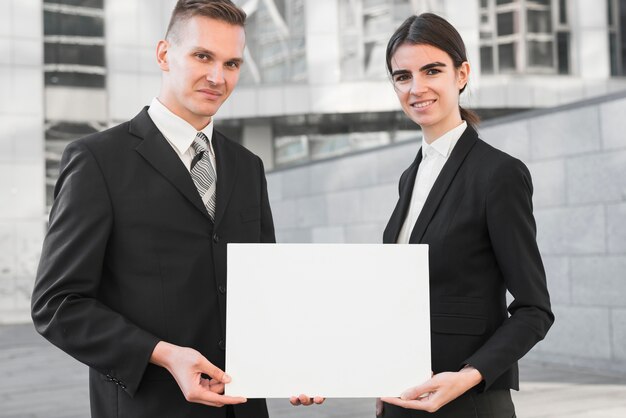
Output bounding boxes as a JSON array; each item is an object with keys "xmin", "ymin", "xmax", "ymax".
[{"xmin": 31, "ymin": 1, "xmax": 274, "ymax": 417}]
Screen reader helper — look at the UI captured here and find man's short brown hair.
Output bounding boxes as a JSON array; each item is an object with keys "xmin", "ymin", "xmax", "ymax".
[{"xmin": 165, "ymin": 0, "xmax": 246, "ymax": 42}]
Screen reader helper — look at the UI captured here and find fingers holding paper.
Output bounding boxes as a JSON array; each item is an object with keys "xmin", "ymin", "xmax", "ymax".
[
  {"xmin": 381, "ymin": 366, "xmax": 482, "ymax": 413},
  {"xmin": 150, "ymin": 341, "xmax": 247, "ymax": 408},
  {"xmin": 289, "ymin": 394, "xmax": 325, "ymax": 406}
]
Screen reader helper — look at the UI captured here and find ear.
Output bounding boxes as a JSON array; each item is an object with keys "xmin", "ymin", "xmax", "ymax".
[
  {"xmin": 457, "ymin": 61, "xmax": 470, "ymax": 90},
  {"xmin": 156, "ymin": 40, "xmax": 170, "ymax": 71}
]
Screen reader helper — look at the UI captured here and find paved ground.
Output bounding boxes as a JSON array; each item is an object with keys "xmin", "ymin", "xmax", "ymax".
[{"xmin": 2, "ymin": 323, "xmax": 626, "ymax": 418}]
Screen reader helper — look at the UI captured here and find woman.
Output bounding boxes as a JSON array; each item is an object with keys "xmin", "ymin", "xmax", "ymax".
[{"xmin": 379, "ymin": 13, "xmax": 554, "ymax": 417}]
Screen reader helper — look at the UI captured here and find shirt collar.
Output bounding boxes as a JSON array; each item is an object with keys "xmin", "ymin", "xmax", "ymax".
[
  {"xmin": 421, "ymin": 121, "xmax": 467, "ymax": 159},
  {"xmin": 147, "ymin": 97, "xmax": 214, "ymax": 154}
]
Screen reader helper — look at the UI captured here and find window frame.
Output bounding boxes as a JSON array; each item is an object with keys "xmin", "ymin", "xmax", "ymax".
[{"xmin": 479, "ymin": 0, "xmax": 571, "ymax": 75}]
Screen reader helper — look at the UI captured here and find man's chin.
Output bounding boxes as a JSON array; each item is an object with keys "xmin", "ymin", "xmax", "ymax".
[{"xmin": 192, "ymin": 104, "xmax": 221, "ymax": 118}]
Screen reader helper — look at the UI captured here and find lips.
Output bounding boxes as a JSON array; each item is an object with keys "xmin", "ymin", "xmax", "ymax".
[
  {"xmin": 410, "ymin": 99, "xmax": 436, "ymax": 109},
  {"xmin": 198, "ymin": 89, "xmax": 223, "ymax": 99}
]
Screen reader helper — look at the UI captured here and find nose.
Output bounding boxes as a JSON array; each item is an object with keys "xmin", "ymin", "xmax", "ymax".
[
  {"xmin": 206, "ymin": 63, "xmax": 224, "ymax": 85},
  {"xmin": 409, "ymin": 77, "xmax": 427, "ymax": 96}
]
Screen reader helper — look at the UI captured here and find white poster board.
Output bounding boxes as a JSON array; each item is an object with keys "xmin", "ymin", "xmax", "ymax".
[{"xmin": 225, "ymin": 243, "xmax": 430, "ymax": 398}]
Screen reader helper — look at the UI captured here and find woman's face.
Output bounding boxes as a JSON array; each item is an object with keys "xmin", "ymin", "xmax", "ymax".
[{"xmin": 390, "ymin": 43, "xmax": 469, "ymax": 142}]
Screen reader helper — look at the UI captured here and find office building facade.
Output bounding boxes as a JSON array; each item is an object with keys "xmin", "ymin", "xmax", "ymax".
[{"xmin": 1, "ymin": 0, "xmax": 626, "ymax": 375}]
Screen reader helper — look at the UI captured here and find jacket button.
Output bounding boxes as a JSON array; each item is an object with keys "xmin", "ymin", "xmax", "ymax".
[
  {"xmin": 218, "ymin": 285, "xmax": 226, "ymax": 294},
  {"xmin": 219, "ymin": 340, "xmax": 226, "ymax": 350},
  {"xmin": 213, "ymin": 233, "xmax": 219, "ymax": 243}
]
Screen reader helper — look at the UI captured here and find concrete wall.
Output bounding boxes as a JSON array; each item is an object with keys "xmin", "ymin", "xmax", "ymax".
[
  {"xmin": 266, "ymin": 90, "xmax": 626, "ymax": 375},
  {"xmin": 0, "ymin": 0, "xmax": 45, "ymax": 324}
]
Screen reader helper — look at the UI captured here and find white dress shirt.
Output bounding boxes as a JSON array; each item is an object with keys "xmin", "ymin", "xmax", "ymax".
[
  {"xmin": 147, "ymin": 97, "xmax": 217, "ymax": 175},
  {"xmin": 396, "ymin": 121, "xmax": 467, "ymax": 244}
]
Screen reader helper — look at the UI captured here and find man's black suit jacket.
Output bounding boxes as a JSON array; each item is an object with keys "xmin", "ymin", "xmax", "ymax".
[
  {"xmin": 383, "ymin": 126, "xmax": 554, "ymax": 408},
  {"xmin": 32, "ymin": 108, "xmax": 275, "ymax": 418}
]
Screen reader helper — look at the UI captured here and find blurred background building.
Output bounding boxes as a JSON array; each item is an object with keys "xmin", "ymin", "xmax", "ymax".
[{"xmin": 1, "ymin": 0, "xmax": 625, "ymax": 376}]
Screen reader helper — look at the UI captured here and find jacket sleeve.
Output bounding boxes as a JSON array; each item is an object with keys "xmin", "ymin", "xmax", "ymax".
[
  {"xmin": 31, "ymin": 140, "xmax": 160, "ymax": 397},
  {"xmin": 258, "ymin": 157, "xmax": 276, "ymax": 244},
  {"xmin": 463, "ymin": 157, "xmax": 554, "ymax": 389}
]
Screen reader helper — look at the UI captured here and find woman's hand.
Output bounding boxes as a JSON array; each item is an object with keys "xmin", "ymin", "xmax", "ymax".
[
  {"xmin": 381, "ymin": 366, "xmax": 482, "ymax": 413},
  {"xmin": 289, "ymin": 394, "xmax": 325, "ymax": 406}
]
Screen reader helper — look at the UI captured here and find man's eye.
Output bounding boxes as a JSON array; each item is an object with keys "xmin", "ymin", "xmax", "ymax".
[
  {"xmin": 426, "ymin": 69, "xmax": 441, "ymax": 75},
  {"xmin": 226, "ymin": 61, "xmax": 240, "ymax": 69},
  {"xmin": 196, "ymin": 54, "xmax": 209, "ymax": 60}
]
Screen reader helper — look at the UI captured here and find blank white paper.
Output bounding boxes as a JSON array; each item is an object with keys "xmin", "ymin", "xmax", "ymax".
[{"xmin": 225, "ymin": 243, "xmax": 430, "ymax": 398}]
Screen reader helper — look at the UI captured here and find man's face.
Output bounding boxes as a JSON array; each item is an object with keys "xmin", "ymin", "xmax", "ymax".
[{"xmin": 157, "ymin": 16, "xmax": 245, "ymax": 129}]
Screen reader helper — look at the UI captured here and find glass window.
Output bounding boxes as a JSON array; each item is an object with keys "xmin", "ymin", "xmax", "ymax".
[
  {"xmin": 45, "ymin": 72, "xmax": 105, "ymax": 88},
  {"xmin": 557, "ymin": 32, "xmax": 570, "ymax": 74},
  {"xmin": 239, "ymin": 0, "xmax": 307, "ymax": 85},
  {"xmin": 498, "ymin": 42, "xmax": 516, "ymax": 71},
  {"xmin": 559, "ymin": 0, "xmax": 568, "ymax": 23},
  {"xmin": 527, "ymin": 0, "xmax": 550, "ymax": 6},
  {"xmin": 339, "ymin": 0, "xmax": 412, "ymax": 82},
  {"xmin": 480, "ymin": 46, "xmax": 494, "ymax": 74},
  {"xmin": 44, "ymin": 43, "xmax": 105, "ymax": 67},
  {"xmin": 44, "ymin": 11, "xmax": 104, "ymax": 37},
  {"xmin": 610, "ymin": 32, "xmax": 619, "ymax": 75},
  {"xmin": 43, "ymin": 0, "xmax": 107, "ymax": 207},
  {"xmin": 480, "ymin": 0, "xmax": 569, "ymax": 74},
  {"xmin": 310, "ymin": 134, "xmax": 351, "ymax": 160},
  {"xmin": 527, "ymin": 9, "xmax": 552, "ymax": 33},
  {"xmin": 610, "ymin": 0, "xmax": 626, "ymax": 76},
  {"xmin": 46, "ymin": 0, "xmax": 104, "ymax": 7},
  {"xmin": 275, "ymin": 135, "xmax": 309, "ymax": 166},
  {"xmin": 618, "ymin": 0, "xmax": 626, "ymax": 75},
  {"xmin": 528, "ymin": 40, "xmax": 554, "ymax": 67},
  {"xmin": 497, "ymin": 11, "xmax": 516, "ymax": 36}
]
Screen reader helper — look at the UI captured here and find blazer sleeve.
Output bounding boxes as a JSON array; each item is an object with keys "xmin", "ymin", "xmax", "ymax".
[
  {"xmin": 463, "ymin": 157, "xmax": 554, "ymax": 389},
  {"xmin": 258, "ymin": 157, "xmax": 276, "ymax": 244},
  {"xmin": 31, "ymin": 140, "xmax": 160, "ymax": 397}
]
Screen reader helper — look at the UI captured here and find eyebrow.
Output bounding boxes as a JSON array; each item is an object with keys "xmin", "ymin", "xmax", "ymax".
[
  {"xmin": 391, "ymin": 61, "xmax": 447, "ymax": 77},
  {"xmin": 191, "ymin": 47, "xmax": 244, "ymax": 64}
]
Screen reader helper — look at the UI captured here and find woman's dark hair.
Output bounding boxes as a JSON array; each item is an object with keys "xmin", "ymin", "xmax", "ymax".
[{"xmin": 386, "ymin": 13, "xmax": 480, "ymax": 128}]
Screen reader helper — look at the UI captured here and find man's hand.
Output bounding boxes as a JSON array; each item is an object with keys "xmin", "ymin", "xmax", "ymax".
[
  {"xmin": 289, "ymin": 394, "xmax": 325, "ymax": 406},
  {"xmin": 150, "ymin": 341, "xmax": 247, "ymax": 407},
  {"xmin": 380, "ymin": 366, "xmax": 482, "ymax": 413},
  {"xmin": 376, "ymin": 397, "xmax": 384, "ymax": 417}
]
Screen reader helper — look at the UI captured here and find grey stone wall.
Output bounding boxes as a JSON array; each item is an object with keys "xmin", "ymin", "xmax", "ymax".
[{"xmin": 266, "ymin": 90, "xmax": 626, "ymax": 375}]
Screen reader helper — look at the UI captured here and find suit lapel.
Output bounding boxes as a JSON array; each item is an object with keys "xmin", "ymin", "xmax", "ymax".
[
  {"xmin": 383, "ymin": 150, "xmax": 422, "ymax": 244},
  {"xmin": 130, "ymin": 107, "xmax": 210, "ymax": 218},
  {"xmin": 212, "ymin": 130, "xmax": 238, "ymax": 229},
  {"xmin": 408, "ymin": 126, "xmax": 479, "ymax": 243}
]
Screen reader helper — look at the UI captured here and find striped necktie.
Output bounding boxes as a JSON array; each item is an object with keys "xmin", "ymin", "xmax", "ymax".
[{"xmin": 190, "ymin": 132, "xmax": 217, "ymax": 219}]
